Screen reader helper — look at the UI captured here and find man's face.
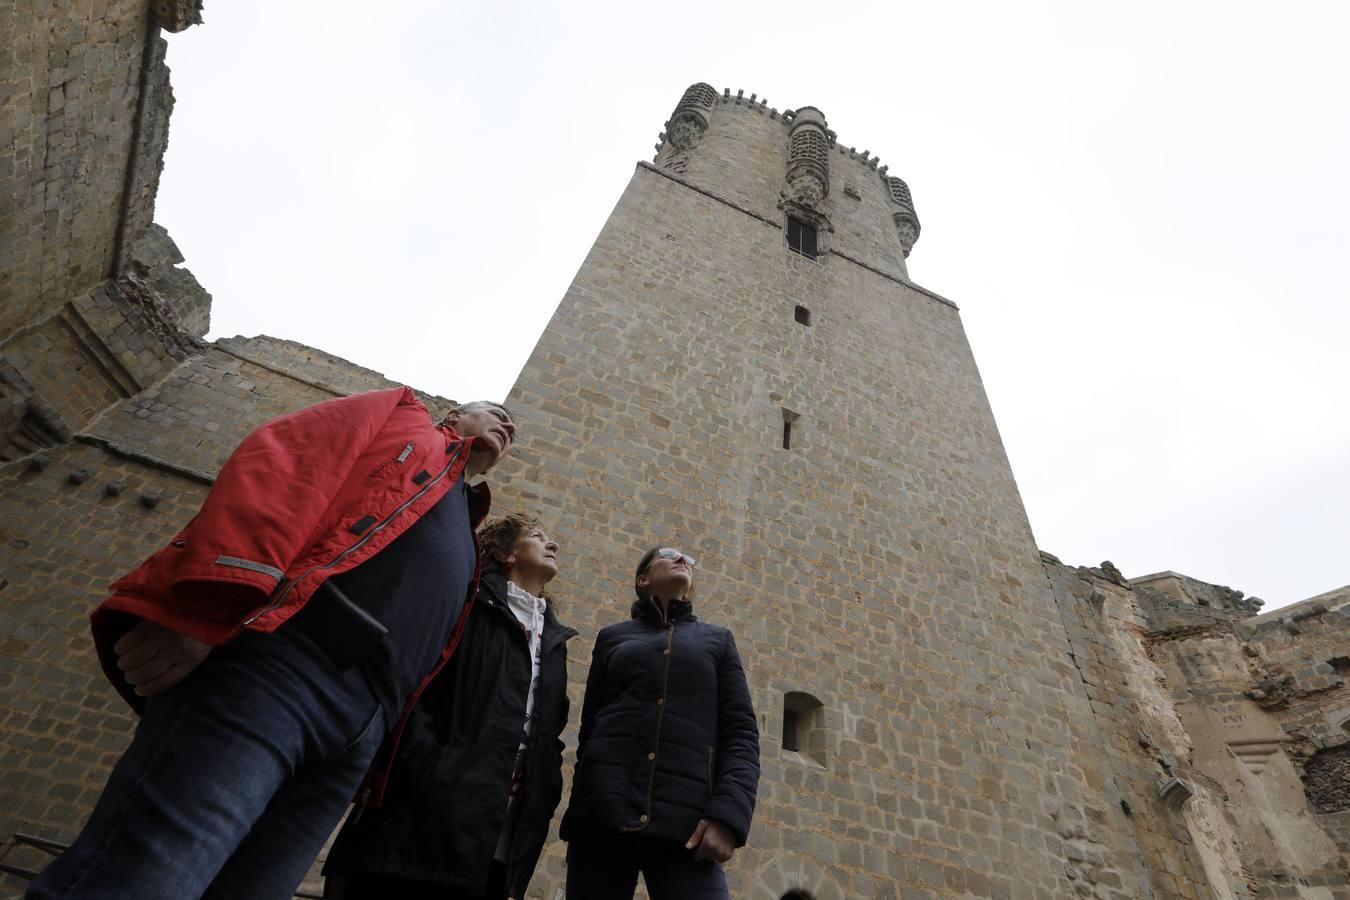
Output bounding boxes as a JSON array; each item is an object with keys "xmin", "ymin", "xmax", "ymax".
[{"xmin": 447, "ymin": 404, "xmax": 515, "ymax": 471}]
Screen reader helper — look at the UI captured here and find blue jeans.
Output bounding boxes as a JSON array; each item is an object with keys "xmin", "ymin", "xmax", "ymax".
[
  {"xmin": 28, "ymin": 629, "xmax": 387, "ymax": 900},
  {"xmin": 564, "ymin": 833, "xmax": 729, "ymax": 900}
]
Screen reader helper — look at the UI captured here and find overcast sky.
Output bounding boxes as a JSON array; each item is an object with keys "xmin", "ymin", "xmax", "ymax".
[{"xmin": 156, "ymin": 1, "xmax": 1350, "ymax": 612}]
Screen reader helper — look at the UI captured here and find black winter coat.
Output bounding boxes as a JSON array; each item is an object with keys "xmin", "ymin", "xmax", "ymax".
[
  {"xmin": 560, "ymin": 597, "xmax": 759, "ymax": 847},
  {"xmin": 324, "ymin": 569, "xmax": 577, "ymax": 898}
]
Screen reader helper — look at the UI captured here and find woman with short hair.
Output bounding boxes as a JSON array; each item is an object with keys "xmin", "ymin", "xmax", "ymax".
[
  {"xmin": 560, "ymin": 546, "xmax": 760, "ymax": 899},
  {"xmin": 324, "ymin": 513, "xmax": 577, "ymax": 900}
]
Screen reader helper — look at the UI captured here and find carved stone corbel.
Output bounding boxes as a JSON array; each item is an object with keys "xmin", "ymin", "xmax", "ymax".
[{"xmin": 1158, "ymin": 777, "xmax": 1196, "ymax": 812}]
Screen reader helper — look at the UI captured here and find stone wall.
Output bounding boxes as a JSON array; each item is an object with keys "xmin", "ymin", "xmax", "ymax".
[{"xmin": 0, "ymin": 441, "xmax": 205, "ymax": 844}]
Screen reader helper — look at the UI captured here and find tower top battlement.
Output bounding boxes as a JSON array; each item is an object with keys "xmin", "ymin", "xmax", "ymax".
[{"xmin": 652, "ymin": 83, "xmax": 921, "ymax": 271}]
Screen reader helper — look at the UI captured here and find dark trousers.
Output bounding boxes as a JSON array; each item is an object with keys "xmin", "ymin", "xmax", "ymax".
[
  {"xmin": 565, "ymin": 833, "xmax": 729, "ymax": 900},
  {"xmin": 27, "ymin": 630, "xmax": 387, "ymax": 900},
  {"xmin": 324, "ymin": 862, "xmax": 508, "ymax": 900}
]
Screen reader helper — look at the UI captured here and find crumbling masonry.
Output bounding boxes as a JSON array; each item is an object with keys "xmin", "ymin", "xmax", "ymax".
[{"xmin": 1, "ymin": 6, "xmax": 1347, "ymax": 898}]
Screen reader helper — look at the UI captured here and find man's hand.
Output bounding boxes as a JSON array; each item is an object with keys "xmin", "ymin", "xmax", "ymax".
[
  {"xmin": 685, "ymin": 818, "xmax": 735, "ymax": 863},
  {"xmin": 113, "ymin": 621, "xmax": 212, "ymax": 697}
]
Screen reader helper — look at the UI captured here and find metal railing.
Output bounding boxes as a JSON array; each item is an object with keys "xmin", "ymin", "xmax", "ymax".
[{"xmin": 0, "ymin": 832, "xmax": 323, "ymax": 898}]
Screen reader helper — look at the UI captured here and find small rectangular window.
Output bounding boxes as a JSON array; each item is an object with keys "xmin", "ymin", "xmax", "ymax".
[
  {"xmin": 794, "ymin": 305, "xmax": 811, "ymax": 326},
  {"xmin": 786, "ymin": 218, "xmax": 817, "ymax": 259},
  {"xmin": 782, "ymin": 708, "xmax": 800, "ymax": 751}
]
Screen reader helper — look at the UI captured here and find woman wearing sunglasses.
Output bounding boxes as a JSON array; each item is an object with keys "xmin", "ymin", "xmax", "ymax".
[{"xmin": 560, "ymin": 546, "xmax": 760, "ymax": 899}]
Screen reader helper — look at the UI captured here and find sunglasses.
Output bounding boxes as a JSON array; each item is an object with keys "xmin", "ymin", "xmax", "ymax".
[{"xmin": 652, "ymin": 548, "xmax": 696, "ymax": 568}]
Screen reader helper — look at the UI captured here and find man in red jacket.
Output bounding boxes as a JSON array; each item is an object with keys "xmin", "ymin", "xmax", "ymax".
[{"xmin": 29, "ymin": 388, "xmax": 516, "ymax": 900}]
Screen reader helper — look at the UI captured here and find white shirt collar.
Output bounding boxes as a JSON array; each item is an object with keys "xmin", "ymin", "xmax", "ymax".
[{"xmin": 506, "ymin": 579, "xmax": 547, "ymax": 614}]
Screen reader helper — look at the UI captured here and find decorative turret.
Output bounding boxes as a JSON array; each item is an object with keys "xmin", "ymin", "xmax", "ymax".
[
  {"xmin": 664, "ymin": 83, "xmax": 718, "ymax": 152},
  {"xmin": 785, "ymin": 107, "xmax": 831, "ymax": 208},
  {"xmin": 884, "ymin": 175, "xmax": 921, "ymax": 257}
]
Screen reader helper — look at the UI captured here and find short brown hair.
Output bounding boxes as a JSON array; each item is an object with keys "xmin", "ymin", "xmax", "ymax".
[{"xmin": 478, "ymin": 513, "xmax": 537, "ymax": 569}]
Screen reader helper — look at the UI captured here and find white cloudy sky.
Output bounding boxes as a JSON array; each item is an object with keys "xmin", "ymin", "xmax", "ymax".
[{"xmin": 156, "ymin": 1, "xmax": 1350, "ymax": 612}]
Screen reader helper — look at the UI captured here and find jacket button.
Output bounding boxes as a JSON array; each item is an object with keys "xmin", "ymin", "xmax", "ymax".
[
  {"xmin": 647, "ymin": 751, "xmax": 656, "ymax": 760},
  {"xmin": 662, "ymin": 648, "xmax": 670, "ymax": 656},
  {"xmin": 656, "ymin": 697, "xmax": 664, "ymax": 705},
  {"xmin": 640, "ymin": 814, "xmax": 649, "ymax": 823}
]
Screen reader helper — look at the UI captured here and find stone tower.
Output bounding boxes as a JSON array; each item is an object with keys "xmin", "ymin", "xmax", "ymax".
[{"xmin": 488, "ymin": 84, "xmax": 1133, "ymax": 898}]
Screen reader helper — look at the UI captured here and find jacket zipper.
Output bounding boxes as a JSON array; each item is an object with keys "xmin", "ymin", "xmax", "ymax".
[
  {"xmin": 240, "ymin": 442, "xmax": 464, "ymax": 628},
  {"xmin": 641, "ymin": 617, "xmax": 677, "ymax": 824},
  {"xmin": 349, "ymin": 786, "xmax": 373, "ymax": 826},
  {"xmin": 396, "ymin": 441, "xmax": 415, "ymax": 463}
]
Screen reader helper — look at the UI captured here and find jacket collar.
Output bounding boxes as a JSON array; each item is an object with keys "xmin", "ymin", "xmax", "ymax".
[
  {"xmin": 630, "ymin": 596, "xmax": 697, "ymax": 626},
  {"xmin": 438, "ymin": 424, "xmax": 492, "ymax": 528},
  {"xmin": 466, "ymin": 481, "xmax": 491, "ymax": 529},
  {"xmin": 479, "ymin": 567, "xmax": 577, "ymax": 650}
]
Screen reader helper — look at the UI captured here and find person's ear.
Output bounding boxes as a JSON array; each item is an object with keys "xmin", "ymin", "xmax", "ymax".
[
  {"xmin": 637, "ymin": 575, "xmax": 650, "ymax": 589},
  {"xmin": 443, "ymin": 410, "xmax": 462, "ymax": 427}
]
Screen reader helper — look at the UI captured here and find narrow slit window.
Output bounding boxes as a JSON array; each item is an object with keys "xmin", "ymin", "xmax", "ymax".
[
  {"xmin": 781, "ymin": 408, "xmax": 798, "ymax": 451},
  {"xmin": 794, "ymin": 305, "xmax": 811, "ymax": 326},
  {"xmin": 786, "ymin": 218, "xmax": 817, "ymax": 259}
]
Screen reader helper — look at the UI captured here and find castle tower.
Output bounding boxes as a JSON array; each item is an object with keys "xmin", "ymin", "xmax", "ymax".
[{"xmin": 490, "ymin": 84, "xmax": 1133, "ymax": 898}]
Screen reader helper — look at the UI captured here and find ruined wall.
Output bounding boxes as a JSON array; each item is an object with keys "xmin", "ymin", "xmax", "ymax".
[
  {"xmin": 1041, "ymin": 559, "xmax": 1350, "ymax": 900},
  {"xmin": 1146, "ymin": 589, "xmax": 1349, "ymax": 899},
  {"xmin": 0, "ymin": 233, "xmax": 206, "ymax": 462},
  {"xmin": 1044, "ymin": 557, "xmax": 1257, "ymax": 899},
  {"xmin": 0, "ymin": 2, "xmax": 178, "ymax": 337}
]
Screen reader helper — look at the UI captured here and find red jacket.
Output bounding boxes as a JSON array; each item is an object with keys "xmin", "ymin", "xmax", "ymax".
[{"xmin": 92, "ymin": 387, "xmax": 489, "ymax": 800}]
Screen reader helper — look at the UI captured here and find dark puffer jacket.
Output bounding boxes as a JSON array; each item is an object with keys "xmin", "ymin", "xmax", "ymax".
[
  {"xmin": 560, "ymin": 597, "xmax": 759, "ymax": 846},
  {"xmin": 323, "ymin": 568, "xmax": 576, "ymax": 898}
]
